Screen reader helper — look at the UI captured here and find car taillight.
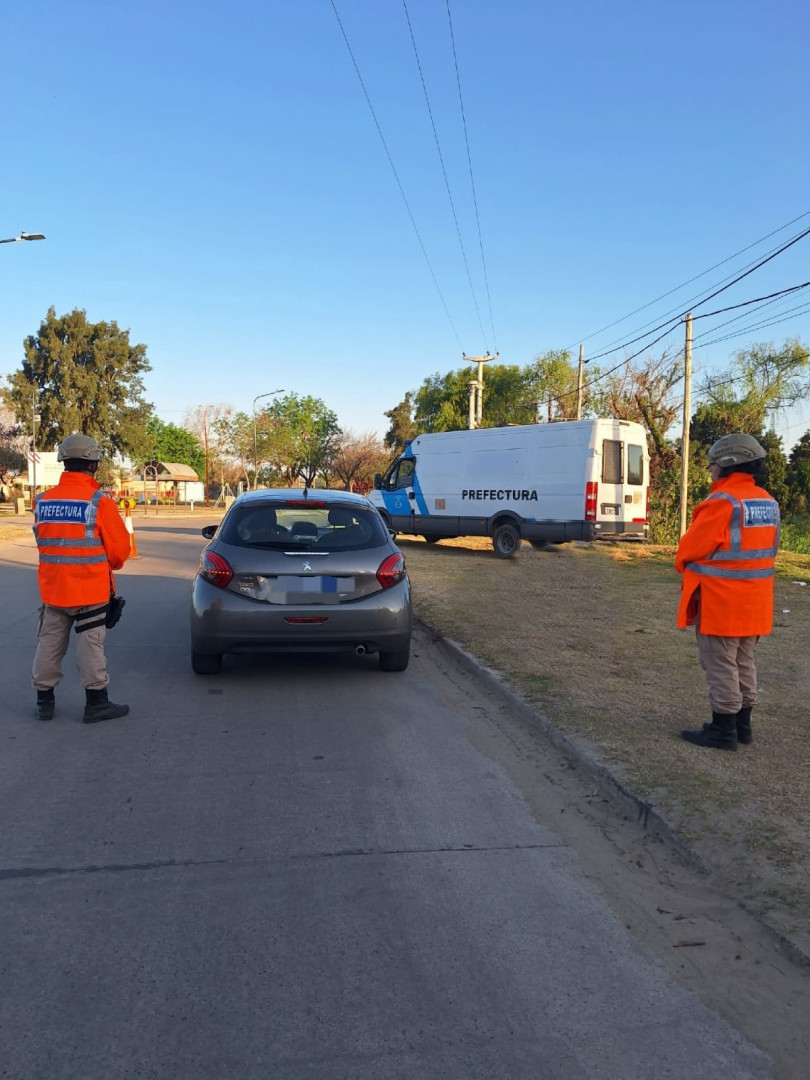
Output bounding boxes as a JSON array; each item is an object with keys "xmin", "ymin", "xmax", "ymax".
[
  {"xmin": 199, "ymin": 550, "xmax": 233, "ymax": 588},
  {"xmin": 585, "ymin": 481, "xmax": 598, "ymax": 522},
  {"xmin": 377, "ymin": 552, "xmax": 406, "ymax": 589}
]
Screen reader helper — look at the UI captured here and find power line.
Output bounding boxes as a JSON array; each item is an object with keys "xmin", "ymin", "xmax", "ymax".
[
  {"xmin": 446, "ymin": 0, "xmax": 497, "ymax": 352},
  {"xmin": 329, "ymin": 0, "xmax": 462, "ymax": 348},
  {"xmin": 692, "ymin": 281, "xmax": 810, "ymax": 320},
  {"xmin": 693, "ymin": 304, "xmax": 810, "ymax": 349},
  {"xmin": 563, "ymin": 209, "xmax": 810, "ymax": 351},
  {"xmin": 582, "ymin": 226, "xmax": 810, "ymax": 365},
  {"xmin": 402, "ymin": 0, "xmax": 488, "ymax": 350}
]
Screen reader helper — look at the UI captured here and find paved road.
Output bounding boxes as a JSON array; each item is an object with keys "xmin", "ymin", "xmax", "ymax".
[{"xmin": 0, "ymin": 517, "xmax": 770, "ymax": 1078}]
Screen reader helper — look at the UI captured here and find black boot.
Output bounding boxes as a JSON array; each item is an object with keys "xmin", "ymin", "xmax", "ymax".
[
  {"xmin": 682, "ymin": 712, "xmax": 738, "ymax": 751},
  {"xmin": 83, "ymin": 688, "xmax": 129, "ymax": 724},
  {"xmin": 35, "ymin": 689, "xmax": 55, "ymax": 722},
  {"xmin": 736, "ymin": 707, "xmax": 753, "ymax": 745}
]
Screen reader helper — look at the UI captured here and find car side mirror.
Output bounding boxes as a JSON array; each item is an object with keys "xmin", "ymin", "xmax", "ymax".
[
  {"xmin": 201, "ymin": 525, "xmax": 217, "ymax": 539},
  {"xmin": 374, "ymin": 474, "xmax": 382, "ymax": 489}
]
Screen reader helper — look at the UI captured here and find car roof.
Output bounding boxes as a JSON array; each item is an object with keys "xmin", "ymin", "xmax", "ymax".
[{"xmin": 232, "ymin": 489, "xmax": 372, "ymax": 508}]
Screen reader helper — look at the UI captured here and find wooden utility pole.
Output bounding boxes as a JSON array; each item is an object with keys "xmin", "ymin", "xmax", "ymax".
[
  {"xmin": 678, "ymin": 313, "xmax": 693, "ymax": 538},
  {"xmin": 576, "ymin": 345, "xmax": 584, "ymax": 420}
]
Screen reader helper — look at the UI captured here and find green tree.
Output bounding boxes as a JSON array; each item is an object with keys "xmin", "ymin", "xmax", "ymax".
[
  {"xmin": 694, "ymin": 338, "xmax": 809, "ymax": 441},
  {"xmin": 758, "ymin": 430, "xmax": 789, "ymax": 507},
  {"xmin": 384, "ymin": 393, "xmax": 418, "ymax": 451},
  {"xmin": 143, "ymin": 417, "xmax": 205, "ymax": 475},
  {"xmin": 787, "ymin": 431, "xmax": 810, "ymax": 514},
  {"xmin": 525, "ymin": 350, "xmax": 584, "ymax": 421},
  {"xmin": 262, "ymin": 393, "xmax": 341, "ymax": 487},
  {"xmin": 5, "ymin": 307, "xmax": 152, "ymax": 458}
]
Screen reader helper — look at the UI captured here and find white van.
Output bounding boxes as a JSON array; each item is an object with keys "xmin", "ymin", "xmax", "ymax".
[{"xmin": 370, "ymin": 418, "xmax": 649, "ymax": 557}]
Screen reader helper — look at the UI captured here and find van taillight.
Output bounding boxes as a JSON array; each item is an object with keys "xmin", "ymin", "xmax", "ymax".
[
  {"xmin": 585, "ymin": 482, "xmax": 597, "ymax": 522},
  {"xmin": 377, "ymin": 553, "xmax": 406, "ymax": 589},
  {"xmin": 199, "ymin": 550, "xmax": 233, "ymax": 588}
]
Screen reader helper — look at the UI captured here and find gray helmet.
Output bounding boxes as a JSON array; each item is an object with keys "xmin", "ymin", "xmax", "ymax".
[
  {"xmin": 57, "ymin": 434, "xmax": 103, "ymax": 462},
  {"xmin": 707, "ymin": 433, "xmax": 766, "ymax": 468}
]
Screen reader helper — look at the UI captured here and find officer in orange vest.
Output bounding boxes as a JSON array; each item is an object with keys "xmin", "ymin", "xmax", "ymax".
[
  {"xmin": 32, "ymin": 434, "xmax": 132, "ymax": 723},
  {"xmin": 677, "ymin": 433, "xmax": 780, "ymax": 751}
]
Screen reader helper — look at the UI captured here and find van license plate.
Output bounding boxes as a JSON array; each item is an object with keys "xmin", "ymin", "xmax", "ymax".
[{"xmin": 602, "ymin": 505, "xmax": 618, "ymax": 515}]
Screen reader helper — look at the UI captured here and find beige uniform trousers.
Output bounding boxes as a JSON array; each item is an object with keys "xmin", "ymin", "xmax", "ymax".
[
  {"xmin": 32, "ymin": 604, "xmax": 109, "ymax": 692},
  {"xmin": 695, "ymin": 629, "xmax": 758, "ymax": 715}
]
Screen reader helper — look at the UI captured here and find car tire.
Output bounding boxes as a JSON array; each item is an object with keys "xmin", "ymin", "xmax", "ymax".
[
  {"xmin": 493, "ymin": 523, "xmax": 520, "ymax": 558},
  {"xmin": 192, "ymin": 651, "xmax": 222, "ymax": 675},
  {"xmin": 379, "ymin": 646, "xmax": 410, "ymax": 672}
]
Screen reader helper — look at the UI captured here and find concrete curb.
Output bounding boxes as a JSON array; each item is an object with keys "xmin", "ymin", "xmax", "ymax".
[{"xmin": 420, "ymin": 619, "xmax": 810, "ymax": 971}]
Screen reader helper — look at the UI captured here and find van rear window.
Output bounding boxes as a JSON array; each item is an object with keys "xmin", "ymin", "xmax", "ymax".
[
  {"xmin": 602, "ymin": 440, "xmax": 623, "ymax": 483},
  {"xmin": 628, "ymin": 444, "xmax": 644, "ymax": 485}
]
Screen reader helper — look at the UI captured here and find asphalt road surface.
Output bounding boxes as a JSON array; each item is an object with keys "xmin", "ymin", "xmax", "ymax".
[{"xmin": 0, "ymin": 516, "xmax": 771, "ymax": 1079}]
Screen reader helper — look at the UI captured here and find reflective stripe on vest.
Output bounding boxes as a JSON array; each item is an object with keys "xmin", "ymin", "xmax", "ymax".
[
  {"xmin": 34, "ymin": 490, "xmax": 107, "ymax": 564},
  {"xmin": 685, "ymin": 492, "xmax": 780, "ymax": 580}
]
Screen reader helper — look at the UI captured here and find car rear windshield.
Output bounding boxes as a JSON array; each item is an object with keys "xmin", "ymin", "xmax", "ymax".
[{"xmin": 218, "ymin": 503, "xmax": 390, "ymax": 551}]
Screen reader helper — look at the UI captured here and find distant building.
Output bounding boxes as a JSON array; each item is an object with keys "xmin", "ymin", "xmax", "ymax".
[{"xmin": 125, "ymin": 461, "xmax": 203, "ymax": 504}]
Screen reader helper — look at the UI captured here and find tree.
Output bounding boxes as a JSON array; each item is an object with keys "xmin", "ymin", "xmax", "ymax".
[
  {"xmin": 384, "ymin": 393, "xmax": 418, "ymax": 451},
  {"xmin": 758, "ymin": 430, "xmax": 789, "ymax": 508},
  {"xmin": 324, "ymin": 431, "xmax": 390, "ymax": 490},
  {"xmin": 184, "ymin": 404, "xmax": 236, "ymax": 495},
  {"xmin": 524, "ymin": 350, "xmax": 585, "ymax": 421},
  {"xmin": 262, "ymin": 394, "xmax": 341, "ymax": 487},
  {"xmin": 5, "ymin": 307, "xmax": 152, "ymax": 458},
  {"xmin": 694, "ymin": 338, "xmax": 810, "ymax": 439},
  {"xmin": 143, "ymin": 417, "xmax": 205, "ymax": 475},
  {"xmin": 787, "ymin": 431, "xmax": 810, "ymax": 514},
  {"xmin": 0, "ymin": 407, "xmax": 28, "ymax": 498}
]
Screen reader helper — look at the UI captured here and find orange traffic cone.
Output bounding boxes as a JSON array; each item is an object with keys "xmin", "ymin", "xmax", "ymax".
[{"xmin": 124, "ymin": 504, "xmax": 140, "ymax": 558}]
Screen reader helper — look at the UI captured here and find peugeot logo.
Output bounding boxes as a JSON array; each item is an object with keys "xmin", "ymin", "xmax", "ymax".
[{"xmin": 302, "ymin": 561, "xmax": 312, "ymax": 572}]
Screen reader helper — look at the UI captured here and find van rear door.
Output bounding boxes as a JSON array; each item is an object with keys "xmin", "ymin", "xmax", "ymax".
[{"xmin": 597, "ymin": 434, "xmax": 647, "ymax": 536}]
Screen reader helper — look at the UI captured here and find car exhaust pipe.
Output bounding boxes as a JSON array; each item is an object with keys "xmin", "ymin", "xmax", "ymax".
[{"xmin": 355, "ymin": 645, "xmax": 367, "ymax": 656}]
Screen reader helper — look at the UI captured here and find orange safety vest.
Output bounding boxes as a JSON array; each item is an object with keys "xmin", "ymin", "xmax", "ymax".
[
  {"xmin": 675, "ymin": 473, "xmax": 780, "ymax": 636},
  {"xmin": 33, "ymin": 471, "xmax": 131, "ymax": 607}
]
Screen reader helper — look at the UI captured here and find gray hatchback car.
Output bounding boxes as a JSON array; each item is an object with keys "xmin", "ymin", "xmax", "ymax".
[{"xmin": 190, "ymin": 489, "xmax": 412, "ymax": 674}]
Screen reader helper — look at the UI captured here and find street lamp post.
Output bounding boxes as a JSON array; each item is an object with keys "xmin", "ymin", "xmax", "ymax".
[
  {"xmin": 31, "ymin": 387, "xmax": 41, "ymax": 503},
  {"xmin": 252, "ymin": 389, "xmax": 285, "ymax": 490},
  {"xmin": 0, "ymin": 231, "xmax": 46, "ymax": 245}
]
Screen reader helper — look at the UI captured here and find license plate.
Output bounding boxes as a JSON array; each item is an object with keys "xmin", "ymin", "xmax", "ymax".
[
  {"xmin": 602, "ymin": 505, "xmax": 618, "ymax": 515},
  {"xmin": 266, "ymin": 576, "xmax": 355, "ymax": 604}
]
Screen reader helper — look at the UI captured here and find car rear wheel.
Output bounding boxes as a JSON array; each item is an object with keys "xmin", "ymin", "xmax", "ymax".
[
  {"xmin": 192, "ymin": 651, "xmax": 222, "ymax": 675},
  {"xmin": 379, "ymin": 646, "xmax": 410, "ymax": 672},
  {"xmin": 493, "ymin": 523, "xmax": 520, "ymax": 558}
]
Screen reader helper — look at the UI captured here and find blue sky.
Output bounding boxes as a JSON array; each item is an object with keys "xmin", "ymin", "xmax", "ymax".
[{"xmin": 2, "ymin": 0, "xmax": 808, "ymax": 451}]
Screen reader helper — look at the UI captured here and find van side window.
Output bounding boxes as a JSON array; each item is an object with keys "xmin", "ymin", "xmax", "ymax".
[
  {"xmin": 384, "ymin": 457, "xmax": 416, "ymax": 491},
  {"xmin": 627, "ymin": 444, "xmax": 644, "ymax": 485},
  {"xmin": 602, "ymin": 440, "xmax": 623, "ymax": 483}
]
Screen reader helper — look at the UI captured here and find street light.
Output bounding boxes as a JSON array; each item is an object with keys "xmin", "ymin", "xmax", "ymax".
[
  {"xmin": 30, "ymin": 387, "xmax": 41, "ymax": 503},
  {"xmin": 0, "ymin": 231, "xmax": 46, "ymax": 244},
  {"xmin": 252, "ymin": 389, "xmax": 284, "ymax": 490}
]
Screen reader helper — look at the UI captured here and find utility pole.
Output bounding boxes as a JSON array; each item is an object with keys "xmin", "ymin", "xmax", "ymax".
[
  {"xmin": 464, "ymin": 352, "xmax": 497, "ymax": 428},
  {"xmin": 576, "ymin": 345, "xmax": 585, "ymax": 420},
  {"xmin": 678, "ymin": 313, "xmax": 693, "ymax": 539}
]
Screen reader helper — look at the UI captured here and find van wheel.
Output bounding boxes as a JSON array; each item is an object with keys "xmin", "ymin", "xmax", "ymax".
[
  {"xmin": 192, "ymin": 651, "xmax": 222, "ymax": 675},
  {"xmin": 379, "ymin": 646, "xmax": 410, "ymax": 672},
  {"xmin": 493, "ymin": 523, "xmax": 520, "ymax": 558},
  {"xmin": 422, "ymin": 536, "xmax": 440, "ymax": 544}
]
